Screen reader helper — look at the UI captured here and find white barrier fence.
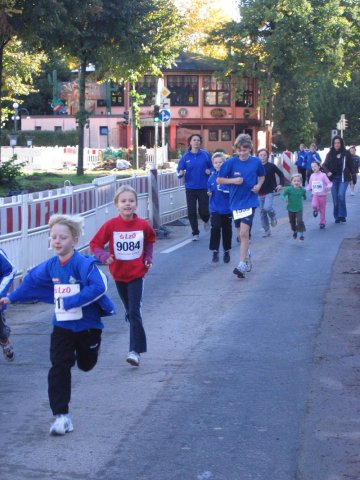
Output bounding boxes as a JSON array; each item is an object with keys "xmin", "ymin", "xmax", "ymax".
[{"xmin": 0, "ymin": 171, "xmax": 186, "ymax": 279}]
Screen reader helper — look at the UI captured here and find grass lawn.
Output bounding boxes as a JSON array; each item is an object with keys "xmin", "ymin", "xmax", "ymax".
[{"xmin": 0, "ymin": 169, "xmax": 146, "ymax": 196}]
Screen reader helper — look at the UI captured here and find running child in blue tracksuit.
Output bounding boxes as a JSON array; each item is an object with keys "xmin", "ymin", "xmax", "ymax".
[
  {"xmin": 0, "ymin": 214, "xmax": 115, "ymax": 436},
  {"xmin": 207, "ymin": 152, "xmax": 232, "ymax": 263},
  {"xmin": 0, "ymin": 248, "xmax": 16, "ymax": 361}
]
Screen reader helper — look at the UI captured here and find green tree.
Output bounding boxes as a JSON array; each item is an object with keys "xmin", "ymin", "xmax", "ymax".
[
  {"xmin": 36, "ymin": 0, "xmax": 183, "ymax": 175},
  {"xmin": 211, "ymin": 0, "xmax": 359, "ymax": 149}
]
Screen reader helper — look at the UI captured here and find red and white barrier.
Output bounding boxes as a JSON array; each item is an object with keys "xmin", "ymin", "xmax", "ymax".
[{"xmin": 282, "ymin": 150, "xmax": 293, "ymax": 183}]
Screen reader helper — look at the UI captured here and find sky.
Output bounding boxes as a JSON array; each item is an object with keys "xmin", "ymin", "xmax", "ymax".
[{"xmin": 222, "ymin": 0, "xmax": 240, "ymax": 20}]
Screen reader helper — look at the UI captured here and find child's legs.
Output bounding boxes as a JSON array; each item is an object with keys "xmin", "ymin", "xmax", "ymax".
[
  {"xmin": 221, "ymin": 214, "xmax": 233, "ymax": 252},
  {"xmin": 238, "ymin": 223, "xmax": 250, "ymax": 261},
  {"xmin": 0, "ymin": 310, "xmax": 10, "ymax": 342},
  {"xmin": 311, "ymin": 195, "xmax": 320, "ymax": 211},
  {"xmin": 75, "ymin": 329, "xmax": 102, "ymax": 372},
  {"xmin": 48, "ymin": 327, "xmax": 76, "ymax": 415},
  {"xmin": 295, "ymin": 210, "xmax": 306, "ymax": 232},
  {"xmin": 115, "ymin": 280, "xmax": 130, "ymax": 320},
  {"xmin": 317, "ymin": 196, "xmax": 327, "ymax": 224},
  {"xmin": 263, "ymin": 193, "xmax": 276, "ymax": 219},
  {"xmin": 288, "ymin": 211, "xmax": 297, "ymax": 231},
  {"xmin": 259, "ymin": 196, "xmax": 269, "ymax": 231},
  {"xmin": 209, "ymin": 212, "xmax": 221, "ymax": 251},
  {"xmin": 127, "ymin": 278, "xmax": 146, "ymax": 353}
]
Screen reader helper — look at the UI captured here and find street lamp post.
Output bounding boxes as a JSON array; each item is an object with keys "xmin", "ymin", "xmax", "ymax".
[{"xmin": 12, "ymin": 102, "xmax": 20, "ymax": 132}]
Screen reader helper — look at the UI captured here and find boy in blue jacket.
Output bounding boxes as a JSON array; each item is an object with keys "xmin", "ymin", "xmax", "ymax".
[
  {"xmin": 0, "ymin": 214, "xmax": 115, "ymax": 436},
  {"xmin": 207, "ymin": 152, "xmax": 232, "ymax": 263},
  {"xmin": 0, "ymin": 248, "xmax": 16, "ymax": 361}
]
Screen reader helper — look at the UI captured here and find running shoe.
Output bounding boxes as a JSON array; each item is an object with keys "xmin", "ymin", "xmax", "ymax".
[
  {"xmin": 126, "ymin": 351, "xmax": 140, "ymax": 367},
  {"xmin": 320, "ymin": 224, "xmax": 325, "ymax": 229},
  {"xmin": 233, "ymin": 261, "xmax": 247, "ymax": 279},
  {"xmin": 270, "ymin": 216, "xmax": 277, "ymax": 227},
  {"xmin": 339, "ymin": 218, "xmax": 347, "ymax": 223},
  {"xmin": 299, "ymin": 235, "xmax": 305, "ymax": 241},
  {"xmin": 262, "ymin": 230, "xmax": 271, "ymax": 237},
  {"xmin": 50, "ymin": 414, "xmax": 74, "ymax": 436},
  {"xmin": 293, "ymin": 231, "xmax": 298, "ymax": 239},
  {"xmin": 212, "ymin": 251, "xmax": 219, "ymax": 263},
  {"xmin": 1, "ymin": 339, "xmax": 14, "ymax": 361},
  {"xmin": 313, "ymin": 209, "xmax": 318, "ymax": 217},
  {"xmin": 244, "ymin": 249, "xmax": 252, "ymax": 272},
  {"xmin": 223, "ymin": 251, "xmax": 230, "ymax": 263},
  {"xmin": 192, "ymin": 234, "xmax": 200, "ymax": 241}
]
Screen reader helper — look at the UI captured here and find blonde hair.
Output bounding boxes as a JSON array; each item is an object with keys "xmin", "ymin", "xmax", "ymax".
[
  {"xmin": 234, "ymin": 133, "xmax": 252, "ymax": 150},
  {"xmin": 211, "ymin": 151, "xmax": 226, "ymax": 162},
  {"xmin": 291, "ymin": 173, "xmax": 303, "ymax": 182},
  {"xmin": 114, "ymin": 185, "xmax": 138, "ymax": 205},
  {"xmin": 48, "ymin": 214, "xmax": 83, "ymax": 240}
]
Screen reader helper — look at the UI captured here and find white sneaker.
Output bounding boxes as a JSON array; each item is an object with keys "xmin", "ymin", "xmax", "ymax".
[
  {"xmin": 126, "ymin": 351, "xmax": 140, "ymax": 366},
  {"xmin": 203, "ymin": 221, "xmax": 210, "ymax": 231},
  {"xmin": 192, "ymin": 234, "xmax": 199, "ymax": 241},
  {"xmin": 50, "ymin": 414, "xmax": 74, "ymax": 436}
]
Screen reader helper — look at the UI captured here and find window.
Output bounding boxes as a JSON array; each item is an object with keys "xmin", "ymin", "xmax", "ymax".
[
  {"xmin": 209, "ymin": 129, "xmax": 219, "ymax": 141},
  {"xmin": 167, "ymin": 75, "xmax": 198, "ymax": 106},
  {"xmin": 203, "ymin": 76, "xmax": 230, "ymax": 106},
  {"xmin": 35, "ymin": 126, "xmax": 41, "ymax": 131},
  {"xmin": 99, "ymin": 126, "xmax": 108, "ymax": 136},
  {"xmin": 221, "ymin": 128, "xmax": 232, "ymax": 141},
  {"xmin": 54, "ymin": 126, "xmax": 62, "ymax": 132},
  {"xmin": 110, "ymin": 82, "xmax": 125, "ymax": 106},
  {"xmin": 235, "ymin": 78, "xmax": 254, "ymax": 107},
  {"xmin": 137, "ymin": 76, "xmax": 157, "ymax": 106}
]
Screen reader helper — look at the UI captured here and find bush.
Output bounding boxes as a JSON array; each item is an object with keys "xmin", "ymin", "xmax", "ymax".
[{"xmin": 0, "ymin": 156, "xmax": 25, "ymax": 189}]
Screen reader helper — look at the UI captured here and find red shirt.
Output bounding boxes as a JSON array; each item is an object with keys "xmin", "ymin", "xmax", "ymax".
[{"xmin": 90, "ymin": 214, "xmax": 156, "ymax": 283}]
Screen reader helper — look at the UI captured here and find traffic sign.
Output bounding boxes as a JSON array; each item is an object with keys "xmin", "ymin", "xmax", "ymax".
[
  {"xmin": 160, "ymin": 86, "xmax": 171, "ymax": 98},
  {"xmin": 159, "ymin": 109, "xmax": 171, "ymax": 122}
]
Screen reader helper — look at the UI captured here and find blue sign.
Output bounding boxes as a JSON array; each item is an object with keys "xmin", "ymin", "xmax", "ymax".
[{"xmin": 159, "ymin": 109, "xmax": 171, "ymax": 122}]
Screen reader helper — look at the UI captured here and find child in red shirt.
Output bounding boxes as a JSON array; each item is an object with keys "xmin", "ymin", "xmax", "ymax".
[{"xmin": 90, "ymin": 185, "xmax": 156, "ymax": 367}]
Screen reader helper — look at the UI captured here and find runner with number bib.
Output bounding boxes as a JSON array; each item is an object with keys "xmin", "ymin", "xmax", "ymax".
[
  {"xmin": 90, "ymin": 185, "xmax": 156, "ymax": 367},
  {"xmin": 217, "ymin": 134, "xmax": 265, "ymax": 278}
]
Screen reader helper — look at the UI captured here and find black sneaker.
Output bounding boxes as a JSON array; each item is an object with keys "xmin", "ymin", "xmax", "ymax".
[
  {"xmin": 320, "ymin": 224, "xmax": 325, "ymax": 229},
  {"xmin": 313, "ymin": 209, "xmax": 318, "ymax": 217},
  {"xmin": 212, "ymin": 251, "xmax": 219, "ymax": 263},
  {"xmin": 335, "ymin": 219, "xmax": 341, "ymax": 224},
  {"xmin": 339, "ymin": 217, "xmax": 346, "ymax": 223},
  {"xmin": 293, "ymin": 231, "xmax": 298, "ymax": 239},
  {"xmin": 1, "ymin": 339, "xmax": 14, "ymax": 361},
  {"xmin": 223, "ymin": 251, "xmax": 230, "ymax": 263}
]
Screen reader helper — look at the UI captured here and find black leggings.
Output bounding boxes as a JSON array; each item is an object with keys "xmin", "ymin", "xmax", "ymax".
[{"xmin": 185, "ymin": 189, "xmax": 210, "ymax": 235}]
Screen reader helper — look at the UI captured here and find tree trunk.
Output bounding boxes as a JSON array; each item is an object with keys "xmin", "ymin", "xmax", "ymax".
[{"xmin": 76, "ymin": 57, "xmax": 87, "ymax": 176}]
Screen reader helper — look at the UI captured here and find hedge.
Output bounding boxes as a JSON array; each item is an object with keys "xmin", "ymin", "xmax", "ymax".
[{"xmin": 1, "ymin": 129, "xmax": 78, "ymax": 147}]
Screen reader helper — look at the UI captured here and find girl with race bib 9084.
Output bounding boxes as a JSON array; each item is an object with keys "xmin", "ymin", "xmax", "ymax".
[
  {"xmin": 90, "ymin": 185, "xmax": 156, "ymax": 368},
  {"xmin": 0, "ymin": 214, "xmax": 115, "ymax": 436}
]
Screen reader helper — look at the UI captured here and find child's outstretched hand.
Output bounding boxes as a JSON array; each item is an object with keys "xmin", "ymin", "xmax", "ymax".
[{"xmin": 105, "ymin": 254, "xmax": 115, "ymax": 265}]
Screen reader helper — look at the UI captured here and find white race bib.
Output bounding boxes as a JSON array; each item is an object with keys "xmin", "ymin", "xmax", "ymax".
[
  {"xmin": 312, "ymin": 180, "xmax": 324, "ymax": 193},
  {"xmin": 233, "ymin": 208, "xmax": 252, "ymax": 220},
  {"xmin": 54, "ymin": 284, "xmax": 82, "ymax": 321},
  {"xmin": 113, "ymin": 231, "xmax": 144, "ymax": 261}
]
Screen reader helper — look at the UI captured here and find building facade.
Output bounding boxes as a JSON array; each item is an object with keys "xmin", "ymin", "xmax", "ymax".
[{"xmin": 21, "ymin": 53, "xmax": 272, "ymax": 156}]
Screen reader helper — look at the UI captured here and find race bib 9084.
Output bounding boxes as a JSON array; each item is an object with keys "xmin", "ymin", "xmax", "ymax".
[{"xmin": 113, "ymin": 231, "xmax": 144, "ymax": 260}]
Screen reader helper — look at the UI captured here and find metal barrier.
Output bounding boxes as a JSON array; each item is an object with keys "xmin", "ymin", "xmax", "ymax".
[{"xmin": 0, "ymin": 171, "xmax": 186, "ymax": 277}]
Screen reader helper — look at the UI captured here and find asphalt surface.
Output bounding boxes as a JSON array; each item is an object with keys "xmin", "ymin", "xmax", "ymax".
[{"xmin": 1, "ymin": 189, "xmax": 359, "ymax": 480}]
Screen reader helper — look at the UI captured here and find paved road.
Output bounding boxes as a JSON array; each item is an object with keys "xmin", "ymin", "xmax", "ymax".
[{"xmin": 1, "ymin": 192, "xmax": 359, "ymax": 480}]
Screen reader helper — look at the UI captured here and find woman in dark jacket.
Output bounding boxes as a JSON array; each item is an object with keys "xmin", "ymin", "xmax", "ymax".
[{"xmin": 322, "ymin": 135, "xmax": 358, "ymax": 223}]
